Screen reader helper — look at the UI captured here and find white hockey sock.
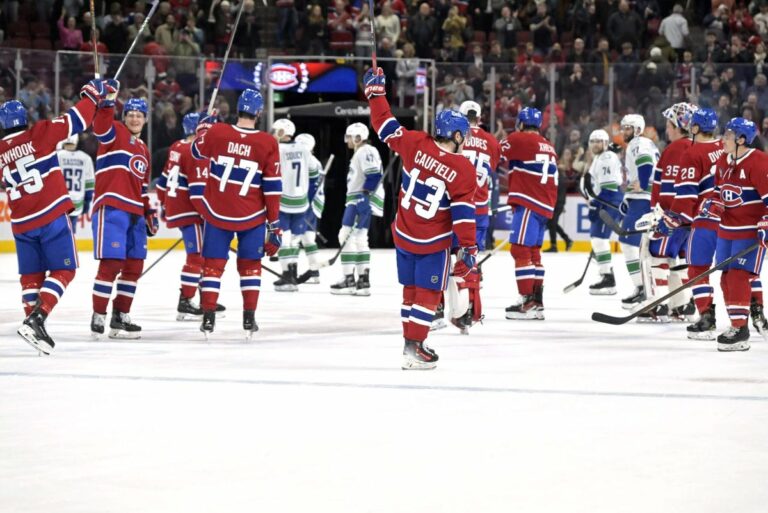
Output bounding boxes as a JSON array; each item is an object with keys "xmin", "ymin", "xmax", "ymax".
[
  {"xmin": 668, "ymin": 258, "xmax": 690, "ymax": 309},
  {"xmin": 592, "ymin": 237, "xmax": 612, "ymax": 275},
  {"xmin": 621, "ymin": 243, "xmax": 643, "ymax": 287}
]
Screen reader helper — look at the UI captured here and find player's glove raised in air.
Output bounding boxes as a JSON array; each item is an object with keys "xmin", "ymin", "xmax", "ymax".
[
  {"xmin": 80, "ymin": 79, "xmax": 113, "ymax": 105},
  {"xmin": 698, "ymin": 197, "xmax": 725, "ymax": 219},
  {"xmin": 145, "ymin": 208, "xmax": 159, "ymax": 237},
  {"xmin": 265, "ymin": 221, "xmax": 282, "ymax": 256},
  {"xmin": 363, "ymin": 67, "xmax": 386, "ymax": 99},
  {"xmin": 196, "ymin": 110, "xmax": 218, "ymax": 135},
  {"xmin": 98, "ymin": 79, "xmax": 120, "ymax": 108},
  {"xmin": 453, "ymin": 245, "xmax": 478, "ymax": 278},
  {"xmin": 758, "ymin": 215, "xmax": 768, "ymax": 249}
]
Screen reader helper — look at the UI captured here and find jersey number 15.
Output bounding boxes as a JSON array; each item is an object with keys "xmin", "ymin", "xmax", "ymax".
[{"xmin": 3, "ymin": 155, "xmax": 44, "ymax": 200}]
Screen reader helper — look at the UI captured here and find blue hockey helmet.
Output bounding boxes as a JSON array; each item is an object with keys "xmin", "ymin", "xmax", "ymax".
[
  {"xmin": 691, "ymin": 108, "xmax": 718, "ymax": 133},
  {"xmin": 0, "ymin": 100, "xmax": 28, "ymax": 129},
  {"xmin": 237, "ymin": 88, "xmax": 264, "ymax": 116},
  {"xmin": 124, "ymin": 98, "xmax": 148, "ymax": 117},
  {"xmin": 434, "ymin": 109, "xmax": 470, "ymax": 140},
  {"xmin": 517, "ymin": 107, "xmax": 542, "ymax": 129},
  {"xmin": 725, "ymin": 117, "xmax": 757, "ymax": 144},
  {"xmin": 182, "ymin": 112, "xmax": 201, "ymax": 136}
]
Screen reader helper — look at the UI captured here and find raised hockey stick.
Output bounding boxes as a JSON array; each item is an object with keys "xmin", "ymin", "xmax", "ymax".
[
  {"xmin": 367, "ymin": 0, "xmax": 378, "ymax": 69},
  {"xmin": 228, "ymin": 246, "xmax": 282, "ymax": 278},
  {"xmin": 88, "ymin": 0, "xmax": 100, "ymax": 78},
  {"xmin": 207, "ymin": 0, "xmax": 247, "ymax": 114},
  {"xmin": 140, "ymin": 237, "xmax": 183, "ymax": 278},
  {"xmin": 114, "ymin": 0, "xmax": 160, "ymax": 81},
  {"xmin": 563, "ymin": 251, "xmax": 594, "ymax": 293},
  {"xmin": 592, "ymin": 243, "xmax": 760, "ymax": 325}
]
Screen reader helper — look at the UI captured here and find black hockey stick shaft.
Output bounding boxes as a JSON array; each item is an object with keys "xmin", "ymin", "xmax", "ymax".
[
  {"xmin": 477, "ymin": 239, "xmax": 507, "ymax": 268},
  {"xmin": 114, "ymin": 0, "xmax": 160, "ymax": 81},
  {"xmin": 592, "ymin": 242, "xmax": 760, "ymax": 325},
  {"xmin": 140, "ymin": 237, "xmax": 183, "ymax": 277},
  {"xmin": 228, "ymin": 246, "xmax": 282, "ymax": 278},
  {"xmin": 563, "ymin": 250, "xmax": 594, "ymax": 293},
  {"xmin": 598, "ymin": 208, "xmax": 645, "ymax": 237},
  {"xmin": 207, "ymin": 0, "xmax": 247, "ymax": 114}
]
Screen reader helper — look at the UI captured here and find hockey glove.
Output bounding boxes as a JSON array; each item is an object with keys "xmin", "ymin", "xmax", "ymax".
[
  {"xmin": 145, "ymin": 208, "xmax": 159, "ymax": 237},
  {"xmin": 363, "ymin": 67, "xmax": 386, "ymax": 99},
  {"xmin": 80, "ymin": 79, "xmax": 111, "ymax": 105},
  {"xmin": 196, "ymin": 110, "xmax": 218, "ymax": 135},
  {"xmin": 758, "ymin": 216, "xmax": 768, "ymax": 249},
  {"xmin": 698, "ymin": 197, "xmax": 725, "ymax": 219},
  {"xmin": 265, "ymin": 221, "xmax": 282, "ymax": 257},
  {"xmin": 98, "ymin": 79, "xmax": 120, "ymax": 108},
  {"xmin": 453, "ymin": 245, "xmax": 478, "ymax": 278}
]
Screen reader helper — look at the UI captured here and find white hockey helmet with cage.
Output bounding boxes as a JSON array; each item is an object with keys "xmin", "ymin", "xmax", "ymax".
[{"xmin": 663, "ymin": 102, "xmax": 697, "ymax": 131}]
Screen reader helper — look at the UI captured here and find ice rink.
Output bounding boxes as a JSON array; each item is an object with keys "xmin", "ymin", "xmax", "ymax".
[{"xmin": 2, "ymin": 247, "xmax": 768, "ymax": 513}]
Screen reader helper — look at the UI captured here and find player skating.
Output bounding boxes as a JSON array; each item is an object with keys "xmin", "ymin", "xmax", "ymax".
[
  {"xmin": 271, "ymin": 118, "xmax": 314, "ymax": 292},
  {"xmin": 1, "ymin": 79, "xmax": 113, "ymax": 353},
  {"xmin": 56, "ymin": 134, "xmax": 94, "ymax": 234},
  {"xmin": 295, "ymin": 132, "xmax": 326, "ymax": 284},
  {"xmin": 365, "ymin": 67, "xmax": 477, "ymax": 369},
  {"xmin": 190, "ymin": 89, "xmax": 282, "ymax": 340},
  {"xmin": 500, "ymin": 107, "xmax": 558, "ymax": 319},
  {"xmin": 618, "ymin": 114, "xmax": 657, "ymax": 308},
  {"xmin": 330, "ymin": 122, "xmax": 383, "ymax": 296}
]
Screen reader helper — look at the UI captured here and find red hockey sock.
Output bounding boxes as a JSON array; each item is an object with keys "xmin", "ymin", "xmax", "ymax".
[
  {"xmin": 237, "ymin": 258, "xmax": 262, "ymax": 311},
  {"xmin": 93, "ymin": 259, "xmax": 123, "ymax": 315},
  {"xmin": 401, "ymin": 285, "xmax": 417, "ymax": 337},
  {"xmin": 531, "ymin": 245, "xmax": 544, "ymax": 290},
  {"xmin": 510, "ymin": 244, "xmax": 535, "ymax": 296},
  {"xmin": 20, "ymin": 272, "xmax": 45, "ymax": 316},
  {"xmin": 723, "ymin": 269, "xmax": 751, "ymax": 327},
  {"xmin": 113, "ymin": 258, "xmax": 144, "ymax": 313},
  {"xmin": 653, "ymin": 261, "xmax": 669, "ymax": 288},
  {"xmin": 751, "ymin": 277, "xmax": 763, "ymax": 305},
  {"xmin": 407, "ymin": 287, "xmax": 442, "ymax": 342},
  {"xmin": 201, "ymin": 258, "xmax": 227, "ymax": 311},
  {"xmin": 38, "ymin": 269, "xmax": 76, "ymax": 315},
  {"xmin": 688, "ymin": 264, "xmax": 713, "ymax": 313},
  {"xmin": 180, "ymin": 252, "xmax": 204, "ymax": 299}
]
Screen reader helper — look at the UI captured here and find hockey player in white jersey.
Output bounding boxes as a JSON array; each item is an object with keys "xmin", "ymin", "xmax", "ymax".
[
  {"xmin": 330, "ymin": 122, "xmax": 383, "ymax": 296},
  {"xmin": 581, "ymin": 129, "xmax": 623, "ymax": 295},
  {"xmin": 56, "ymin": 134, "xmax": 94, "ymax": 234},
  {"xmin": 619, "ymin": 114, "xmax": 658, "ymax": 308},
  {"xmin": 294, "ymin": 133, "xmax": 326, "ymax": 284},
  {"xmin": 272, "ymin": 118, "xmax": 315, "ymax": 292}
]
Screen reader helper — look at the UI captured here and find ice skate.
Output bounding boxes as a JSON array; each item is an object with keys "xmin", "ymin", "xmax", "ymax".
[
  {"xmin": 532, "ymin": 284, "xmax": 545, "ymax": 320},
  {"xmin": 505, "ymin": 295, "xmax": 541, "ymax": 320},
  {"xmin": 450, "ymin": 306, "xmax": 474, "ymax": 335},
  {"xmin": 200, "ymin": 311, "xmax": 216, "ymax": 340},
  {"xmin": 274, "ymin": 266, "xmax": 298, "ymax": 292},
  {"xmin": 589, "ymin": 272, "xmax": 617, "ymax": 295},
  {"xmin": 176, "ymin": 295, "xmax": 203, "ymax": 321},
  {"xmin": 109, "ymin": 311, "xmax": 142, "ymax": 339},
  {"xmin": 671, "ymin": 298, "xmax": 697, "ymax": 322},
  {"xmin": 401, "ymin": 338, "xmax": 438, "ymax": 370},
  {"xmin": 215, "ymin": 302, "xmax": 226, "ymax": 317},
  {"xmin": 91, "ymin": 312, "xmax": 106, "ymax": 340},
  {"xmin": 621, "ymin": 286, "xmax": 645, "ymax": 310},
  {"xmin": 687, "ymin": 305, "xmax": 716, "ymax": 341},
  {"xmin": 636, "ymin": 304, "xmax": 670, "ymax": 323},
  {"xmin": 243, "ymin": 310, "xmax": 258, "ymax": 341},
  {"xmin": 750, "ymin": 298, "xmax": 768, "ymax": 341},
  {"xmin": 354, "ymin": 269, "xmax": 371, "ymax": 296},
  {"xmin": 17, "ymin": 309, "xmax": 54, "ymax": 355},
  {"xmin": 430, "ymin": 303, "xmax": 447, "ymax": 331},
  {"xmin": 297, "ymin": 269, "xmax": 320, "ymax": 284},
  {"xmin": 330, "ymin": 274, "xmax": 356, "ymax": 295},
  {"xmin": 717, "ymin": 325, "xmax": 750, "ymax": 352}
]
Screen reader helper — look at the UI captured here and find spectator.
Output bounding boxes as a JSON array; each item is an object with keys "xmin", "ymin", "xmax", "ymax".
[
  {"xmin": 744, "ymin": 92, "xmax": 764, "ymax": 122},
  {"xmin": 701, "ymin": 75, "xmax": 726, "ymax": 107},
  {"xmin": 761, "ymin": 116, "xmax": 768, "ymax": 139},
  {"xmin": 352, "ymin": 3, "xmax": 374, "ymax": 58},
  {"xmin": 729, "ymin": 5, "xmax": 755, "ymax": 36},
  {"xmin": 637, "ymin": 46, "xmax": 673, "ymax": 92},
  {"xmin": 155, "ymin": 13, "xmax": 178, "ymax": 50},
  {"xmin": 378, "ymin": 36, "xmax": 396, "ymax": 97},
  {"xmin": 208, "ymin": 0, "xmax": 234, "ymax": 57},
  {"xmin": 154, "ymin": 104, "xmax": 183, "ymax": 150},
  {"xmin": 614, "ymin": 41, "xmax": 638, "ymax": 106},
  {"xmin": 172, "ymin": 28, "xmax": 200, "ymax": 94},
  {"xmin": 756, "ymin": 1, "xmax": 768, "ymax": 38},
  {"xmin": 18, "ymin": 77, "xmax": 51, "ymax": 124},
  {"xmin": 547, "ymin": 42, "xmax": 565, "ymax": 67},
  {"xmin": 464, "ymin": 42, "xmax": 484, "ymax": 75},
  {"xmin": 184, "ymin": 14, "xmax": 205, "ymax": 46},
  {"xmin": 407, "ymin": 2, "xmax": 437, "ymax": 59},
  {"xmin": 101, "ymin": 5, "xmax": 129, "ymax": 54},
  {"xmin": 716, "ymin": 92, "xmax": 735, "ymax": 121},
  {"xmin": 58, "ymin": 10, "xmax": 83, "ymax": 50},
  {"xmin": 696, "ymin": 29, "xmax": 726, "ymax": 63},
  {"xmin": 81, "ymin": 10, "xmax": 94, "ymax": 42},
  {"xmin": 142, "ymin": 34, "xmax": 169, "ymax": 75},
  {"xmin": 493, "ymin": 5, "xmax": 520, "ymax": 50},
  {"xmin": 486, "ymin": 39, "xmax": 509, "ymax": 65},
  {"xmin": 567, "ymin": 0, "xmax": 593, "ymax": 46},
  {"xmin": 154, "ymin": 70, "xmax": 181, "ymax": 104},
  {"xmin": 565, "ymin": 37, "xmax": 588, "ymax": 72},
  {"xmin": 445, "ymin": 74, "xmax": 474, "ymax": 103},
  {"xmin": 375, "ymin": 2, "xmax": 400, "ymax": 44},
  {"xmin": 127, "ymin": 12, "xmax": 151, "ymax": 44},
  {"xmin": 529, "ymin": 0, "xmax": 556, "ymax": 55},
  {"xmin": 658, "ymin": 4, "xmax": 688, "ymax": 61},
  {"xmin": 470, "ymin": 0, "xmax": 503, "ymax": 36},
  {"xmin": 301, "ymin": 4, "xmax": 327, "ymax": 55},
  {"xmin": 704, "ymin": 4, "xmax": 731, "ymax": 43},
  {"xmin": 276, "ymin": 0, "xmax": 297, "ymax": 49},
  {"xmin": 563, "ymin": 62, "xmax": 591, "ymax": 116},
  {"xmin": 589, "ymin": 37, "xmax": 611, "ymax": 112},
  {"xmin": 441, "ymin": 5, "xmax": 467, "ymax": 61},
  {"xmin": 606, "ymin": 0, "xmax": 643, "ymax": 50},
  {"xmin": 235, "ymin": 0, "xmax": 260, "ymax": 59},
  {"xmin": 396, "ymin": 42, "xmax": 419, "ymax": 99},
  {"xmin": 746, "ymin": 73, "xmax": 768, "ymax": 114}
]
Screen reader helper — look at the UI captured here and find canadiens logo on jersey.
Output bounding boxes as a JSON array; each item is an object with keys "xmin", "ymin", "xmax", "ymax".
[
  {"xmin": 128, "ymin": 155, "xmax": 149, "ymax": 181},
  {"xmin": 720, "ymin": 184, "xmax": 744, "ymax": 207}
]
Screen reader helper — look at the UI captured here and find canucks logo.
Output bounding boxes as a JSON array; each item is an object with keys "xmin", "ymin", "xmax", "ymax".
[{"xmin": 128, "ymin": 155, "xmax": 149, "ymax": 180}]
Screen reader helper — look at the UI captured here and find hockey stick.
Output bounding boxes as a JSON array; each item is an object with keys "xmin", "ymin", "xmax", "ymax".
[
  {"xmin": 114, "ymin": 0, "xmax": 160, "ymax": 81},
  {"xmin": 563, "ymin": 251, "xmax": 594, "ymax": 293},
  {"xmin": 492, "ymin": 204, "xmax": 511, "ymax": 214},
  {"xmin": 303, "ymin": 154, "xmax": 336, "ymax": 244},
  {"xmin": 477, "ymin": 238, "xmax": 507, "ymax": 268},
  {"xmin": 140, "ymin": 237, "xmax": 183, "ymax": 277},
  {"xmin": 598, "ymin": 209, "xmax": 646, "ymax": 237},
  {"xmin": 228, "ymin": 246, "xmax": 282, "ymax": 278},
  {"xmin": 592, "ymin": 243, "xmax": 760, "ymax": 325},
  {"xmin": 207, "ymin": 0, "xmax": 247, "ymax": 114},
  {"xmin": 366, "ymin": 0, "xmax": 378, "ymax": 69},
  {"xmin": 88, "ymin": 0, "xmax": 100, "ymax": 78}
]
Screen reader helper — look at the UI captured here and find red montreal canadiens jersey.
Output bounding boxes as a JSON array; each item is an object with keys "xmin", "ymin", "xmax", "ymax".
[
  {"xmin": 156, "ymin": 139, "xmax": 205, "ymax": 228},
  {"xmin": 715, "ymin": 149, "xmax": 768, "ymax": 240},
  {"xmin": 369, "ymin": 96, "xmax": 477, "ymax": 254},
  {"xmin": 190, "ymin": 123, "xmax": 281, "ymax": 231},
  {"xmin": 462, "ymin": 126, "xmax": 501, "ymax": 216},
  {"xmin": 651, "ymin": 137, "xmax": 693, "ymax": 211},
  {"xmin": 500, "ymin": 131, "xmax": 558, "ymax": 219},
  {"xmin": 92, "ymin": 107, "xmax": 151, "ymax": 216},
  {"xmin": 671, "ymin": 139, "xmax": 723, "ymax": 229},
  {"xmin": 1, "ymin": 99, "xmax": 96, "ymax": 234}
]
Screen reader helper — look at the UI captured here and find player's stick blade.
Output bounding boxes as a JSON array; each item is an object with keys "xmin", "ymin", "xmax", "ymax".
[{"xmin": 591, "ymin": 311, "xmax": 634, "ymax": 325}]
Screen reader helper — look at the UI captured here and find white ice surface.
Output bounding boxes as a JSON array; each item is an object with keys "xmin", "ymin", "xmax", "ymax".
[{"xmin": 1, "ymin": 248, "xmax": 768, "ymax": 513}]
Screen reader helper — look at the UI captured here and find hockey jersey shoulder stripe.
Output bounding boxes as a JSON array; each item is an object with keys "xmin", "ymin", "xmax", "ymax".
[{"xmin": 377, "ymin": 117, "xmax": 401, "ymax": 142}]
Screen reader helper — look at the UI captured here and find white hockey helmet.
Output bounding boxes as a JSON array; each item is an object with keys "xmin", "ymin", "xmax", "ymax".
[
  {"xmin": 295, "ymin": 133, "xmax": 315, "ymax": 152},
  {"xmin": 345, "ymin": 122, "xmax": 369, "ymax": 142},
  {"xmin": 620, "ymin": 114, "xmax": 645, "ymax": 137},
  {"xmin": 459, "ymin": 100, "xmax": 482, "ymax": 118},
  {"xmin": 273, "ymin": 118, "xmax": 296, "ymax": 138},
  {"xmin": 589, "ymin": 129, "xmax": 610, "ymax": 143},
  {"xmin": 56, "ymin": 133, "xmax": 78, "ymax": 150}
]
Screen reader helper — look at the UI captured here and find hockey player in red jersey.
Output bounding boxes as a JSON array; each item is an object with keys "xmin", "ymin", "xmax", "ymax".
[
  {"xmin": 190, "ymin": 89, "xmax": 283, "ymax": 340},
  {"xmin": 499, "ymin": 107, "xmax": 558, "ymax": 320},
  {"xmin": 1, "ymin": 79, "xmax": 113, "ymax": 354},
  {"xmin": 365, "ymin": 67, "xmax": 477, "ymax": 370},
  {"xmin": 90, "ymin": 94, "xmax": 158, "ymax": 340},
  {"xmin": 711, "ymin": 117, "xmax": 768, "ymax": 351}
]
